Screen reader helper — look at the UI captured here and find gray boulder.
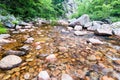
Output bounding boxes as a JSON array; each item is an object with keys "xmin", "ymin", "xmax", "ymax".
[
  {"xmin": 0, "ymin": 55, "xmax": 22, "ymax": 69},
  {"xmin": 112, "ymin": 28, "xmax": 120, "ymax": 36},
  {"xmin": 69, "ymin": 14, "xmax": 90, "ymax": 27}
]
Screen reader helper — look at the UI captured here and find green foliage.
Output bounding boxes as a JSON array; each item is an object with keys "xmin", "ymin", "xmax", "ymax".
[
  {"xmin": 72, "ymin": 0, "xmax": 120, "ymax": 22},
  {"xmin": 0, "ymin": 0, "xmax": 65, "ymax": 20},
  {"xmin": 0, "ymin": 22, "xmax": 7, "ymax": 34}
]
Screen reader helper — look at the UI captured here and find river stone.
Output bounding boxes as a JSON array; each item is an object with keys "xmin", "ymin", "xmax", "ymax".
[
  {"xmin": 37, "ymin": 71, "xmax": 50, "ymax": 80},
  {"xmin": 95, "ymin": 28, "xmax": 112, "ymax": 36},
  {"xmin": 87, "ymin": 21, "xmax": 101, "ymax": 31},
  {"xmin": 74, "ymin": 25, "xmax": 82, "ymax": 31},
  {"xmin": 5, "ymin": 50, "xmax": 26, "ymax": 56},
  {"xmin": 61, "ymin": 74, "xmax": 73, "ymax": 80},
  {"xmin": 0, "ymin": 55, "xmax": 22, "ymax": 69},
  {"xmin": 0, "ymin": 39, "xmax": 13, "ymax": 45},
  {"xmin": 46, "ymin": 54, "xmax": 57, "ymax": 62},
  {"xmin": 20, "ymin": 45, "xmax": 30, "ymax": 51},
  {"xmin": 74, "ymin": 31, "xmax": 87, "ymax": 36},
  {"xmin": 25, "ymin": 37, "xmax": 34, "ymax": 44},
  {"xmin": 87, "ymin": 38, "xmax": 103, "ymax": 45},
  {"xmin": 57, "ymin": 20, "xmax": 69, "ymax": 26},
  {"xmin": 113, "ymin": 60, "xmax": 120, "ymax": 65},
  {"xmin": 0, "ymin": 34, "xmax": 10, "ymax": 39}
]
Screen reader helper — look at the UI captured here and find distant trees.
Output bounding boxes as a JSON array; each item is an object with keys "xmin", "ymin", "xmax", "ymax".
[
  {"xmin": 72, "ymin": 0, "xmax": 120, "ymax": 22},
  {"xmin": 0, "ymin": 0, "xmax": 65, "ymax": 20}
]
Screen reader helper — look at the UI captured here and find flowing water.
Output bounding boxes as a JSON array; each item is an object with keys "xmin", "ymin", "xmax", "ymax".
[{"xmin": 0, "ymin": 26, "xmax": 120, "ymax": 80}]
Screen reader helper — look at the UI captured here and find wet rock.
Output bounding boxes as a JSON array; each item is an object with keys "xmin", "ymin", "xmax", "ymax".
[
  {"xmin": 100, "ymin": 76, "xmax": 115, "ymax": 80},
  {"xmin": 0, "ymin": 34, "xmax": 10, "ymax": 39},
  {"xmin": 74, "ymin": 31, "xmax": 87, "ymax": 36},
  {"xmin": 113, "ymin": 60, "xmax": 120, "ymax": 65},
  {"xmin": 69, "ymin": 14, "xmax": 90, "ymax": 27},
  {"xmin": 37, "ymin": 71, "xmax": 50, "ymax": 80},
  {"xmin": 74, "ymin": 25, "xmax": 82, "ymax": 31},
  {"xmin": 95, "ymin": 28, "xmax": 112, "ymax": 36},
  {"xmin": 61, "ymin": 74, "xmax": 73, "ymax": 80},
  {"xmin": 24, "ymin": 73, "xmax": 30, "ymax": 79},
  {"xmin": 0, "ymin": 55, "xmax": 22, "ymax": 69},
  {"xmin": 46, "ymin": 54, "xmax": 57, "ymax": 62},
  {"xmin": 87, "ymin": 38, "xmax": 103, "ymax": 45},
  {"xmin": 5, "ymin": 50, "xmax": 26, "ymax": 56},
  {"xmin": 25, "ymin": 37, "xmax": 34, "ymax": 44},
  {"xmin": 20, "ymin": 45, "xmax": 30, "ymax": 51}
]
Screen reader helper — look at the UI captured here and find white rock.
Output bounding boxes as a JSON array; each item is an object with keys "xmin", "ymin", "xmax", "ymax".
[
  {"xmin": 87, "ymin": 38, "xmax": 103, "ymax": 45},
  {"xmin": 25, "ymin": 37, "xmax": 34, "ymax": 44},
  {"xmin": 38, "ymin": 71, "xmax": 50, "ymax": 80},
  {"xmin": 74, "ymin": 25, "xmax": 82, "ymax": 31},
  {"xmin": 24, "ymin": 73, "xmax": 30, "ymax": 79},
  {"xmin": 0, "ymin": 34, "xmax": 10, "ymax": 39},
  {"xmin": 0, "ymin": 55, "xmax": 22, "ymax": 69},
  {"xmin": 61, "ymin": 74, "xmax": 73, "ymax": 80},
  {"xmin": 67, "ymin": 27, "xmax": 73, "ymax": 31},
  {"xmin": 36, "ymin": 45, "xmax": 41, "ymax": 50},
  {"xmin": 112, "ymin": 28, "xmax": 120, "ymax": 36},
  {"xmin": 74, "ymin": 31, "xmax": 87, "ymax": 36},
  {"xmin": 46, "ymin": 54, "xmax": 57, "ymax": 62}
]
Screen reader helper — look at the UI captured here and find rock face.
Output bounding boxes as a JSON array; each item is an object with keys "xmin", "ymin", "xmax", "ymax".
[
  {"xmin": 74, "ymin": 25, "xmax": 82, "ymax": 31},
  {"xmin": 74, "ymin": 31, "xmax": 87, "ymax": 36},
  {"xmin": 87, "ymin": 38, "xmax": 103, "ymax": 45},
  {"xmin": 5, "ymin": 50, "xmax": 26, "ymax": 56},
  {"xmin": 37, "ymin": 71, "xmax": 50, "ymax": 80},
  {"xmin": 0, "ymin": 55, "xmax": 22, "ymax": 69},
  {"xmin": 69, "ymin": 14, "xmax": 90, "ymax": 27},
  {"xmin": 61, "ymin": 74, "xmax": 73, "ymax": 80}
]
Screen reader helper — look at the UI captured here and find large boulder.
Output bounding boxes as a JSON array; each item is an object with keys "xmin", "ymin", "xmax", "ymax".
[
  {"xmin": 111, "ymin": 22, "xmax": 120, "ymax": 28},
  {"xmin": 0, "ymin": 55, "xmax": 22, "ymax": 69},
  {"xmin": 87, "ymin": 21, "xmax": 101, "ymax": 31},
  {"xmin": 69, "ymin": 14, "xmax": 90, "ymax": 27},
  {"xmin": 112, "ymin": 28, "xmax": 120, "ymax": 36}
]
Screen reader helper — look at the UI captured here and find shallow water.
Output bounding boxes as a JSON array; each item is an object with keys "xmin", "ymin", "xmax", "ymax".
[{"xmin": 0, "ymin": 26, "xmax": 120, "ymax": 80}]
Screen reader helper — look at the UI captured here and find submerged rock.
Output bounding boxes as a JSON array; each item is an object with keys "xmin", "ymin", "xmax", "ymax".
[
  {"xmin": 74, "ymin": 31, "xmax": 87, "ymax": 36},
  {"xmin": 25, "ymin": 37, "xmax": 34, "ymax": 44},
  {"xmin": 5, "ymin": 50, "xmax": 26, "ymax": 56},
  {"xmin": 46, "ymin": 54, "xmax": 57, "ymax": 62},
  {"xmin": 0, "ymin": 55, "xmax": 22, "ymax": 69},
  {"xmin": 87, "ymin": 38, "xmax": 103, "ymax": 45},
  {"xmin": 61, "ymin": 74, "xmax": 73, "ymax": 80},
  {"xmin": 37, "ymin": 71, "xmax": 50, "ymax": 80}
]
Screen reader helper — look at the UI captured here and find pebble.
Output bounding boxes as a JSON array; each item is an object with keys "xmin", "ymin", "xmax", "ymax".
[
  {"xmin": 46, "ymin": 54, "xmax": 57, "ymax": 62},
  {"xmin": 37, "ymin": 71, "xmax": 50, "ymax": 80},
  {"xmin": 24, "ymin": 73, "xmax": 30, "ymax": 79},
  {"xmin": 61, "ymin": 74, "xmax": 73, "ymax": 80},
  {"xmin": 100, "ymin": 76, "xmax": 115, "ymax": 80}
]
